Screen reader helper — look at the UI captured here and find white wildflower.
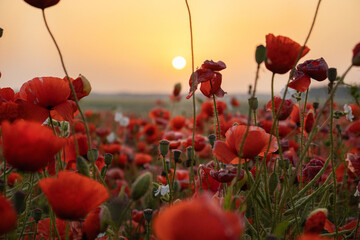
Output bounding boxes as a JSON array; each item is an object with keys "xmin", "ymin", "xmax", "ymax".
[
  {"xmin": 106, "ymin": 132, "xmax": 116, "ymax": 143},
  {"xmin": 154, "ymin": 185, "xmax": 170, "ymax": 197},
  {"xmin": 344, "ymin": 104, "xmax": 354, "ymax": 122},
  {"xmin": 280, "ymin": 86, "xmax": 297, "ymax": 100}
]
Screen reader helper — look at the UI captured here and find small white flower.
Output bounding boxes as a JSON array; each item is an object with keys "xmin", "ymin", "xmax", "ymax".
[
  {"xmin": 119, "ymin": 117, "xmax": 130, "ymax": 127},
  {"xmin": 154, "ymin": 185, "xmax": 170, "ymax": 197},
  {"xmin": 114, "ymin": 112, "xmax": 123, "ymax": 122},
  {"xmin": 106, "ymin": 132, "xmax": 116, "ymax": 143},
  {"xmin": 344, "ymin": 104, "xmax": 354, "ymax": 122},
  {"xmin": 354, "ymin": 189, "xmax": 360, "ymax": 197},
  {"xmin": 280, "ymin": 86, "xmax": 297, "ymax": 100}
]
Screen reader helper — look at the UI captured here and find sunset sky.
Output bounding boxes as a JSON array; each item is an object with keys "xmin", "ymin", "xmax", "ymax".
[{"xmin": 0, "ymin": 0, "xmax": 360, "ymax": 95}]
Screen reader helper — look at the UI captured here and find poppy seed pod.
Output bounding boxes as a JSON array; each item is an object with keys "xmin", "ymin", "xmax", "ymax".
[
  {"xmin": 208, "ymin": 134, "xmax": 216, "ymax": 148},
  {"xmin": 13, "ymin": 191, "xmax": 26, "ymax": 214},
  {"xmin": 131, "ymin": 172, "xmax": 152, "ymax": 201},
  {"xmin": 104, "ymin": 153, "xmax": 113, "ymax": 166},
  {"xmin": 33, "ymin": 208, "xmax": 42, "ymax": 222},
  {"xmin": 159, "ymin": 140, "xmax": 170, "ymax": 157},
  {"xmin": 144, "ymin": 208, "xmax": 153, "ymax": 222},
  {"xmin": 172, "ymin": 150, "xmax": 182, "ymax": 163},
  {"xmin": 327, "ymin": 68, "xmax": 337, "ymax": 82},
  {"xmin": 255, "ymin": 45, "xmax": 267, "ymax": 65},
  {"xmin": 248, "ymin": 97, "xmax": 258, "ymax": 111}
]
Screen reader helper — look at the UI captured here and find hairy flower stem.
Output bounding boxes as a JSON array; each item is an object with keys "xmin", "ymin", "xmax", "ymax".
[
  {"xmin": 329, "ymin": 86, "xmax": 339, "ymax": 238},
  {"xmin": 65, "ymin": 221, "xmax": 70, "ymax": 240},
  {"xmin": 299, "ymin": 89, "xmax": 309, "ymax": 188},
  {"xmin": 41, "ymin": 10, "xmax": 97, "ymax": 180},
  {"xmin": 185, "ymin": 0, "xmax": 196, "ymax": 196},
  {"xmin": 19, "ymin": 174, "xmax": 35, "ymax": 239},
  {"xmin": 162, "ymin": 155, "xmax": 172, "ymax": 203}
]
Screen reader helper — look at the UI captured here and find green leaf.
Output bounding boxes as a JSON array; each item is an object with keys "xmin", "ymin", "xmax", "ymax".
[{"xmin": 274, "ymin": 220, "xmax": 290, "ymax": 238}]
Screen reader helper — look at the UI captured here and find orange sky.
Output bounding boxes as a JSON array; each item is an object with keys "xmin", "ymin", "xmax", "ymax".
[{"xmin": 0, "ymin": 0, "xmax": 359, "ymax": 95}]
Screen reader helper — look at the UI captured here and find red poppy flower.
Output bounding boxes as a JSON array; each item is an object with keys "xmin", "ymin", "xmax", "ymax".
[
  {"xmin": 265, "ymin": 34, "xmax": 310, "ymax": 74},
  {"xmin": 0, "ymin": 194, "xmax": 17, "ymax": 235},
  {"xmin": 353, "ymin": 42, "xmax": 360, "ymax": 66},
  {"xmin": 149, "ymin": 107, "xmax": 170, "ymax": 125},
  {"xmin": 186, "ymin": 60, "xmax": 227, "ymax": 99},
  {"xmin": 304, "ymin": 209, "xmax": 327, "ymax": 234},
  {"xmin": 63, "ymin": 134, "xmax": 89, "ymax": 163},
  {"xmin": 153, "ymin": 195, "xmax": 244, "ymax": 240},
  {"xmin": 83, "ymin": 207, "xmax": 102, "ymax": 240},
  {"xmin": 199, "ymin": 162, "xmax": 223, "ymax": 193},
  {"xmin": 213, "ymin": 125, "xmax": 278, "ymax": 164},
  {"xmin": 170, "ymin": 116, "xmax": 186, "ymax": 131},
  {"xmin": 297, "ymin": 234, "xmax": 331, "ymax": 240},
  {"xmin": 297, "ymin": 58, "xmax": 328, "ymax": 81},
  {"xmin": 0, "ymin": 88, "xmax": 20, "ymax": 122},
  {"xmin": 141, "ymin": 123, "xmax": 158, "ymax": 143},
  {"xmin": 288, "ymin": 70, "xmax": 311, "ymax": 92},
  {"xmin": 134, "ymin": 153, "xmax": 152, "ymax": 165},
  {"xmin": 2, "ymin": 120, "xmax": 66, "ymax": 172},
  {"xmin": 183, "ymin": 135, "xmax": 207, "ymax": 152},
  {"xmin": 7, "ymin": 172, "xmax": 23, "ymax": 187},
  {"xmin": 302, "ymin": 158, "xmax": 324, "ymax": 183},
  {"xmin": 24, "ymin": 0, "xmax": 60, "ymax": 9},
  {"xmin": 36, "ymin": 218, "xmax": 69, "ymax": 239},
  {"xmin": 39, "ymin": 171, "xmax": 109, "ymax": 220},
  {"xmin": 304, "ymin": 110, "xmax": 315, "ymax": 133},
  {"xmin": 18, "ymin": 77, "xmax": 77, "ymax": 122},
  {"xmin": 266, "ymin": 96, "xmax": 294, "ymax": 120},
  {"xmin": 231, "ymin": 97, "xmax": 240, "ymax": 107}
]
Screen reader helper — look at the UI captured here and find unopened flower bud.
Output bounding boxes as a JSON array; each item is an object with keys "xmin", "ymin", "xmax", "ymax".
[
  {"xmin": 143, "ymin": 209, "xmax": 153, "ymax": 222},
  {"xmin": 100, "ymin": 206, "xmax": 111, "ymax": 232},
  {"xmin": 313, "ymin": 102, "xmax": 319, "ymax": 110},
  {"xmin": 327, "ymin": 68, "xmax": 337, "ymax": 82},
  {"xmin": 76, "ymin": 156, "xmax": 90, "ymax": 177},
  {"xmin": 87, "ymin": 149, "xmax": 99, "ymax": 162},
  {"xmin": 352, "ymin": 42, "xmax": 360, "ymax": 66},
  {"xmin": 33, "ymin": 208, "xmax": 42, "ymax": 222},
  {"xmin": 172, "ymin": 150, "xmax": 182, "ymax": 163},
  {"xmin": 131, "ymin": 172, "xmax": 152, "ymax": 201},
  {"xmin": 255, "ymin": 45, "xmax": 267, "ymax": 65},
  {"xmin": 13, "ymin": 190, "xmax": 26, "ymax": 214},
  {"xmin": 173, "ymin": 83, "xmax": 182, "ymax": 97},
  {"xmin": 186, "ymin": 146, "xmax": 193, "ymax": 161},
  {"xmin": 79, "ymin": 74, "xmax": 92, "ymax": 96},
  {"xmin": 104, "ymin": 153, "xmax": 113, "ymax": 166},
  {"xmin": 0, "ymin": 28, "xmax": 3, "ymax": 38},
  {"xmin": 208, "ymin": 134, "xmax": 216, "ymax": 148},
  {"xmin": 159, "ymin": 140, "xmax": 170, "ymax": 157},
  {"xmin": 248, "ymin": 97, "xmax": 258, "ymax": 110}
]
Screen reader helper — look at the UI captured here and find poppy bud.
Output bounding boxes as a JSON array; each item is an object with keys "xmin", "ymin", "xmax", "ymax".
[
  {"xmin": 269, "ymin": 172, "xmax": 279, "ymax": 195},
  {"xmin": 104, "ymin": 153, "xmax": 113, "ymax": 166},
  {"xmin": 327, "ymin": 68, "xmax": 337, "ymax": 82},
  {"xmin": 255, "ymin": 45, "xmax": 267, "ymax": 65},
  {"xmin": 131, "ymin": 172, "xmax": 152, "ymax": 201},
  {"xmin": 33, "ymin": 208, "xmax": 42, "ymax": 222},
  {"xmin": 172, "ymin": 150, "xmax": 182, "ymax": 163},
  {"xmin": 87, "ymin": 149, "xmax": 99, "ymax": 162},
  {"xmin": 173, "ymin": 83, "xmax": 182, "ymax": 97},
  {"xmin": 76, "ymin": 156, "xmax": 90, "ymax": 177},
  {"xmin": 100, "ymin": 206, "xmax": 111, "ymax": 232},
  {"xmin": 313, "ymin": 102, "xmax": 319, "ymax": 110},
  {"xmin": 352, "ymin": 42, "xmax": 360, "ymax": 66},
  {"xmin": 13, "ymin": 190, "xmax": 26, "ymax": 214},
  {"xmin": 208, "ymin": 134, "xmax": 216, "ymax": 148},
  {"xmin": 248, "ymin": 97, "xmax": 258, "ymax": 110},
  {"xmin": 144, "ymin": 208, "xmax": 153, "ymax": 222},
  {"xmin": 0, "ymin": 28, "xmax": 3, "ymax": 38},
  {"xmin": 297, "ymin": 58, "xmax": 328, "ymax": 81},
  {"xmin": 248, "ymin": 85, "xmax": 252, "ymax": 95},
  {"xmin": 0, "ymin": 179, "xmax": 4, "ymax": 192},
  {"xmin": 159, "ymin": 140, "xmax": 170, "ymax": 157},
  {"xmin": 186, "ymin": 146, "xmax": 193, "ymax": 160},
  {"xmin": 79, "ymin": 74, "xmax": 92, "ymax": 96}
]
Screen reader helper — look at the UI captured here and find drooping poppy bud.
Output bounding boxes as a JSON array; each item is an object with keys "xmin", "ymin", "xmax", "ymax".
[
  {"xmin": 24, "ymin": 0, "xmax": 60, "ymax": 9},
  {"xmin": 173, "ymin": 83, "xmax": 182, "ymax": 97},
  {"xmin": 352, "ymin": 42, "xmax": 360, "ymax": 66},
  {"xmin": 255, "ymin": 45, "xmax": 267, "ymax": 65},
  {"xmin": 297, "ymin": 58, "xmax": 329, "ymax": 81}
]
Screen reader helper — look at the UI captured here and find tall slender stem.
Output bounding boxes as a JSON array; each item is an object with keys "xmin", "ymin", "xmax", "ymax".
[
  {"xmin": 185, "ymin": 0, "xmax": 196, "ymax": 195},
  {"xmin": 41, "ymin": 9, "xmax": 98, "ymax": 180}
]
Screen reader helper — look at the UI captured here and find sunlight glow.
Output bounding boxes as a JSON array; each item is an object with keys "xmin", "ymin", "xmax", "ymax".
[{"xmin": 172, "ymin": 56, "xmax": 186, "ymax": 70}]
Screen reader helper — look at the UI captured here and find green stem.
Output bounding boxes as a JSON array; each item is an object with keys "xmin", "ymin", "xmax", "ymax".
[
  {"xmin": 65, "ymin": 220, "xmax": 70, "ymax": 240},
  {"xmin": 162, "ymin": 155, "xmax": 172, "ymax": 202},
  {"xmin": 19, "ymin": 174, "xmax": 35, "ymax": 240},
  {"xmin": 185, "ymin": 0, "xmax": 196, "ymax": 196},
  {"xmin": 299, "ymin": 89, "xmax": 309, "ymax": 188},
  {"xmin": 33, "ymin": 222, "xmax": 38, "ymax": 240}
]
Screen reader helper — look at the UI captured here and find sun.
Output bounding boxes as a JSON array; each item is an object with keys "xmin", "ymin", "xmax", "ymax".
[{"xmin": 172, "ymin": 56, "xmax": 186, "ymax": 70}]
